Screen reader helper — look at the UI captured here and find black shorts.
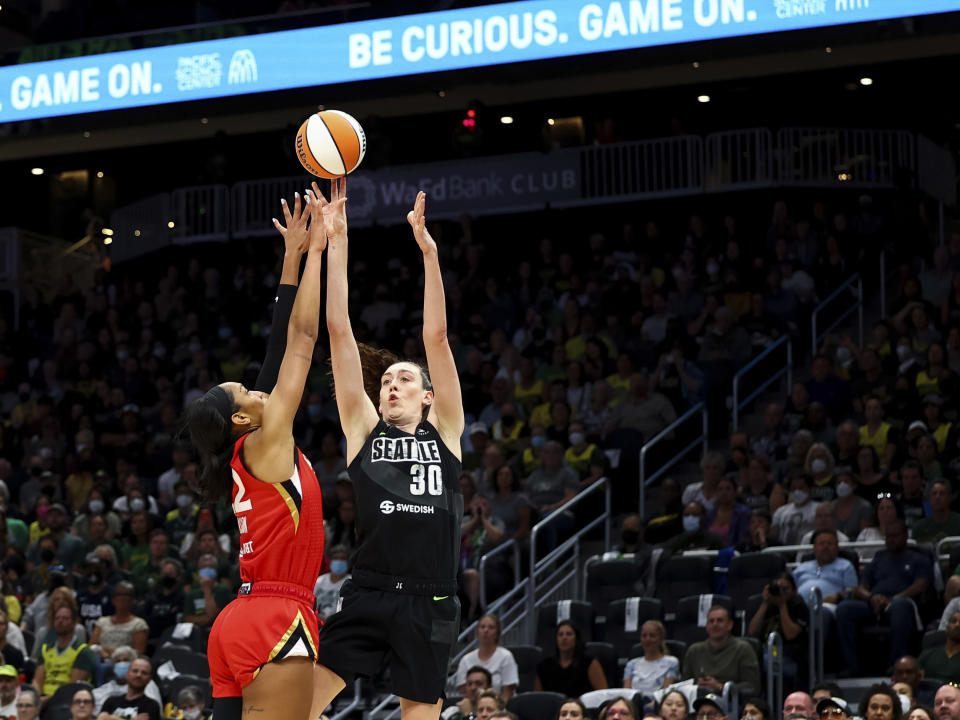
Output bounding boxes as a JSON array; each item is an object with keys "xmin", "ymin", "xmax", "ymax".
[{"xmin": 315, "ymin": 580, "xmax": 461, "ymax": 704}]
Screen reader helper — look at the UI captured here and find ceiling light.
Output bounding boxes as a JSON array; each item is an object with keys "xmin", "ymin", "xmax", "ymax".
[
  {"xmin": 500, "ymin": 116, "xmax": 514, "ymax": 125},
  {"xmin": 825, "ymin": 46, "xmax": 833, "ymax": 53},
  {"xmin": 167, "ymin": 221, "xmax": 175, "ymax": 229},
  {"xmin": 103, "ymin": 237, "xmax": 112, "ymax": 245},
  {"xmin": 134, "ymin": 229, "xmax": 141, "ymax": 237},
  {"xmin": 547, "ymin": 118, "xmax": 555, "ymax": 126},
  {"xmin": 697, "ymin": 95, "xmax": 711, "ymax": 103},
  {"xmin": 102, "ymin": 228, "xmax": 114, "ymax": 236},
  {"xmin": 31, "ymin": 167, "xmax": 43, "ymax": 175},
  {"xmin": 860, "ymin": 77, "xmax": 873, "ymax": 86},
  {"xmin": 96, "ymin": 171, "xmax": 104, "ymax": 178}
]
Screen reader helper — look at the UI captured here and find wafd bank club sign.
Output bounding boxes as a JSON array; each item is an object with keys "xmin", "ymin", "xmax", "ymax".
[{"xmin": 2, "ymin": 0, "xmax": 960, "ymax": 122}]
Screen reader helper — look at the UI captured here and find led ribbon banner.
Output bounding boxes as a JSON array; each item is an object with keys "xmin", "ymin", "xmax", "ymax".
[{"xmin": 1, "ymin": 0, "xmax": 958, "ymax": 122}]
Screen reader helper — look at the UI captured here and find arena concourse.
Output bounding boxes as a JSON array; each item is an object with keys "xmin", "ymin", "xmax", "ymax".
[{"xmin": 1, "ymin": 2, "xmax": 960, "ymax": 720}]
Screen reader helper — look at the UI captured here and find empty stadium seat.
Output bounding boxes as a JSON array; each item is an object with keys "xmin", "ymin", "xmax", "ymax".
[
  {"xmin": 585, "ymin": 641, "xmax": 619, "ymax": 688},
  {"xmin": 586, "ymin": 559, "xmax": 646, "ymax": 621},
  {"xmin": 655, "ymin": 556, "xmax": 715, "ymax": 610},
  {"xmin": 726, "ymin": 553, "xmax": 785, "ymax": 610},
  {"xmin": 507, "ymin": 692, "xmax": 567, "ymax": 720},
  {"xmin": 601, "ymin": 597, "xmax": 664, "ymax": 657},
  {"xmin": 505, "ymin": 645, "xmax": 544, "ymax": 694}
]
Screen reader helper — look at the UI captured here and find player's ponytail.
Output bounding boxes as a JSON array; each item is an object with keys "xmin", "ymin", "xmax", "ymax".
[{"xmin": 181, "ymin": 389, "xmax": 238, "ymax": 502}]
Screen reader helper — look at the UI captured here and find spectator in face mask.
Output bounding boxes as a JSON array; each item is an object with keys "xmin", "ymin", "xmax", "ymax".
[
  {"xmin": 75, "ymin": 559, "xmax": 115, "ymax": 636},
  {"xmin": 92, "ymin": 647, "xmax": 162, "ymax": 714},
  {"xmin": 163, "ymin": 481, "xmax": 198, "ymax": 548},
  {"xmin": 314, "ymin": 545, "xmax": 350, "ymax": 622},
  {"xmin": 163, "ymin": 686, "xmax": 208, "ymax": 720},
  {"xmin": 142, "ymin": 559, "xmax": 184, "ymax": 639},
  {"xmin": 663, "ymin": 502, "xmax": 723, "ymax": 553},
  {"xmin": 72, "ymin": 489, "xmax": 122, "ymax": 541},
  {"xmin": 110, "ymin": 476, "xmax": 159, "ymax": 521},
  {"xmin": 183, "ymin": 555, "xmax": 231, "ymax": 628},
  {"xmin": 130, "ymin": 530, "xmax": 177, "ymax": 595}
]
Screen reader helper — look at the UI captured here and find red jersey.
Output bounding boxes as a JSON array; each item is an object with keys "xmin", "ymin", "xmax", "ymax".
[{"xmin": 229, "ymin": 434, "xmax": 325, "ymax": 589}]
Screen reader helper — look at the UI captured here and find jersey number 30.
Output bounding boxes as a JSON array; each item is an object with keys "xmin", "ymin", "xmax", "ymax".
[{"xmin": 409, "ymin": 463, "xmax": 443, "ymax": 496}]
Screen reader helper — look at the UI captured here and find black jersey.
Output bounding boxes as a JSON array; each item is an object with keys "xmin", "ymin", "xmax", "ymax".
[{"xmin": 348, "ymin": 419, "xmax": 463, "ymax": 588}]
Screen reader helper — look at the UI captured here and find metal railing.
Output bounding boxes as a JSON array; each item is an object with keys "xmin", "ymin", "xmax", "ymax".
[
  {"xmin": 171, "ymin": 184, "xmax": 230, "ymax": 243},
  {"xmin": 329, "ymin": 680, "xmax": 363, "ymax": 720},
  {"xmin": 577, "ymin": 135, "xmax": 703, "ymax": 202},
  {"xmin": 232, "ymin": 175, "xmax": 310, "ymax": 238},
  {"xmin": 811, "ymin": 272, "xmax": 863, "ymax": 353},
  {"xmin": 638, "ymin": 403, "xmax": 708, "ymax": 520},
  {"xmin": 808, "ymin": 586, "xmax": 824, "ymax": 686},
  {"xmin": 766, "ymin": 632, "xmax": 784, "ymax": 720},
  {"xmin": 106, "ymin": 127, "xmax": 952, "ymax": 266},
  {"xmin": 776, "ymin": 128, "xmax": 915, "ymax": 188},
  {"xmin": 408, "ymin": 477, "xmax": 612, "ymax": 718},
  {"xmin": 526, "ymin": 478, "xmax": 612, "ymax": 643},
  {"xmin": 479, "ymin": 538, "xmax": 522, "ymax": 613},
  {"xmin": 705, "ymin": 128, "xmax": 774, "ymax": 192},
  {"xmin": 732, "ymin": 336, "xmax": 793, "ymax": 430}
]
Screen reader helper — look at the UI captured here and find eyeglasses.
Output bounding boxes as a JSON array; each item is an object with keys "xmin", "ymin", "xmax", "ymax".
[
  {"xmin": 16, "ymin": 703, "xmax": 36, "ymax": 708},
  {"xmin": 821, "ymin": 710, "xmax": 847, "ymax": 719},
  {"xmin": 72, "ymin": 699, "xmax": 93, "ymax": 706}
]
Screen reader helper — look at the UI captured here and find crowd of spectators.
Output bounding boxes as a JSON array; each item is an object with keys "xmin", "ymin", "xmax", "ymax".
[{"xmin": 0, "ymin": 182, "xmax": 955, "ymax": 717}]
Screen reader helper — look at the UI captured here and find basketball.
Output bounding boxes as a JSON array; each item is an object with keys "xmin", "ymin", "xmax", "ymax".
[{"xmin": 295, "ymin": 110, "xmax": 366, "ymax": 178}]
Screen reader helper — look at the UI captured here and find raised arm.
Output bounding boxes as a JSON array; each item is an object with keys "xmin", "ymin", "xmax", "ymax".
[
  {"xmin": 408, "ymin": 191, "xmax": 465, "ymax": 457},
  {"xmin": 244, "ymin": 193, "xmax": 327, "ymax": 483},
  {"xmin": 254, "ymin": 195, "xmax": 309, "ymax": 392},
  {"xmin": 320, "ymin": 178, "xmax": 379, "ymax": 461}
]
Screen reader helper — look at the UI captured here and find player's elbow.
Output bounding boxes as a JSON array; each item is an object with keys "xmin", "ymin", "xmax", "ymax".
[
  {"xmin": 289, "ymin": 322, "xmax": 320, "ymax": 344},
  {"xmin": 422, "ymin": 327, "xmax": 448, "ymax": 347}
]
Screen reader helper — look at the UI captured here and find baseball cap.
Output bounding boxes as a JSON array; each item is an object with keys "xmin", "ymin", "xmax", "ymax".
[
  {"xmin": 47, "ymin": 503, "xmax": 68, "ymax": 515},
  {"xmin": 468, "ymin": 421, "xmax": 489, "ymax": 436},
  {"xmin": 694, "ymin": 694, "xmax": 727, "ymax": 716},
  {"xmin": 0, "ymin": 665, "xmax": 18, "ymax": 678},
  {"xmin": 907, "ymin": 420, "xmax": 928, "ymax": 433},
  {"xmin": 816, "ymin": 698, "xmax": 849, "ymax": 716}
]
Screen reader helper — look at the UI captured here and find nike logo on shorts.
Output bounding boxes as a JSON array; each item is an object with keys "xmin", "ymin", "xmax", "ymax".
[{"xmin": 433, "ymin": 595, "xmax": 449, "ymax": 601}]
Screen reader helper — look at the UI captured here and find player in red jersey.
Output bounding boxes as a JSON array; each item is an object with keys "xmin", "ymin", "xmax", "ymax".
[{"xmin": 183, "ymin": 186, "xmax": 337, "ymax": 720}]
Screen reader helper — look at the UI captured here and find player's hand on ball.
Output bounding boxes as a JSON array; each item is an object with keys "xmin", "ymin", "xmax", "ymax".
[
  {"xmin": 272, "ymin": 192, "xmax": 309, "ymax": 255},
  {"xmin": 407, "ymin": 191, "xmax": 437, "ymax": 255},
  {"xmin": 305, "ymin": 188, "xmax": 327, "ymax": 253},
  {"xmin": 312, "ymin": 178, "xmax": 348, "ymax": 241}
]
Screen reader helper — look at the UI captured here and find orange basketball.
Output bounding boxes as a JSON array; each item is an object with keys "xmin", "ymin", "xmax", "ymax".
[{"xmin": 295, "ymin": 109, "xmax": 366, "ymax": 179}]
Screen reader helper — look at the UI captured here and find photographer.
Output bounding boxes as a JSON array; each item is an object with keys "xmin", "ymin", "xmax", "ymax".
[{"xmin": 747, "ymin": 573, "xmax": 809, "ymax": 689}]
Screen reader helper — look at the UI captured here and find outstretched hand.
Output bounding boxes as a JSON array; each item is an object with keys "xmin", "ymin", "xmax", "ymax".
[
  {"xmin": 407, "ymin": 191, "xmax": 437, "ymax": 254},
  {"xmin": 272, "ymin": 192, "xmax": 309, "ymax": 254},
  {"xmin": 310, "ymin": 177, "xmax": 348, "ymax": 243}
]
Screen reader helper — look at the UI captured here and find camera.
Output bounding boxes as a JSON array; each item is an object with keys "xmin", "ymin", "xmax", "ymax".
[{"xmin": 767, "ymin": 581, "xmax": 781, "ymax": 596}]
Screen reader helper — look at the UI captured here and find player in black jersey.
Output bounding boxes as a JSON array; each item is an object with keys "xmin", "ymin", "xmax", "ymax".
[{"xmin": 312, "ymin": 186, "xmax": 464, "ymax": 720}]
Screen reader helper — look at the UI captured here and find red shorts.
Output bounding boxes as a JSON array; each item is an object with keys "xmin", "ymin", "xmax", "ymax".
[{"xmin": 208, "ymin": 582, "xmax": 319, "ymax": 698}]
